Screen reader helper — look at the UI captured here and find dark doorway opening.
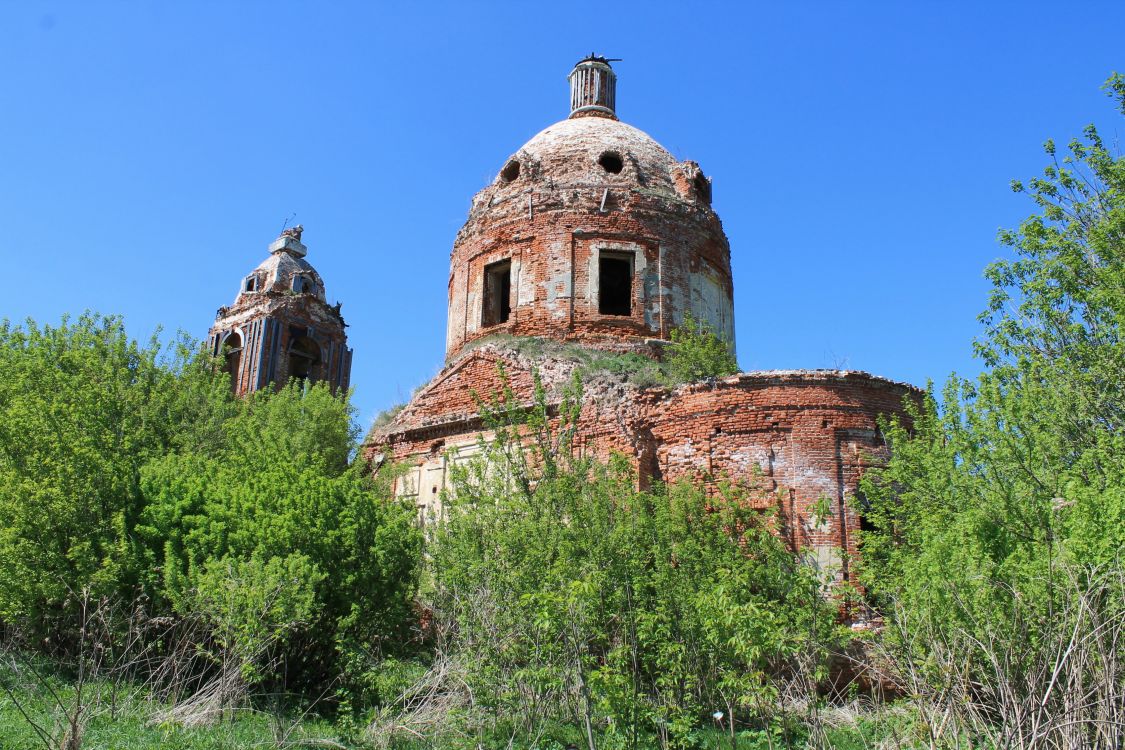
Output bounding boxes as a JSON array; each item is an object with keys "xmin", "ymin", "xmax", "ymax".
[
  {"xmin": 483, "ymin": 260, "xmax": 512, "ymax": 326},
  {"xmin": 598, "ymin": 253, "xmax": 633, "ymax": 316}
]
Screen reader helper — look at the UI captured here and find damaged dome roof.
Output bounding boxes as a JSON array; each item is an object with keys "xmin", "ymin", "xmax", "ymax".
[{"xmin": 495, "ymin": 116, "xmax": 682, "ymax": 198}]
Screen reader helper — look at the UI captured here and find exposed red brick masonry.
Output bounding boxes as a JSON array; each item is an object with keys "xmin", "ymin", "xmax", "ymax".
[{"xmin": 366, "ymin": 345, "xmax": 914, "ymax": 587}]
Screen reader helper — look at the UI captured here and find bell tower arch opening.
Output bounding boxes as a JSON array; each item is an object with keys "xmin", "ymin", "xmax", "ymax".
[
  {"xmin": 288, "ymin": 336, "xmax": 321, "ymax": 385},
  {"xmin": 221, "ymin": 331, "xmax": 243, "ymax": 392}
]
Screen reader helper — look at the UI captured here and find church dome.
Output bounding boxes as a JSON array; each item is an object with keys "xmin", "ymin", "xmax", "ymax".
[
  {"xmin": 246, "ymin": 250, "xmax": 326, "ymax": 301},
  {"xmin": 490, "ymin": 117, "xmax": 685, "ymax": 201},
  {"xmin": 445, "ymin": 57, "xmax": 733, "ymax": 362}
]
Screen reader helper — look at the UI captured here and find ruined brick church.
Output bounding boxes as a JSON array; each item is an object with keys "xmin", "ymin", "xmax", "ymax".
[{"xmin": 210, "ymin": 57, "xmax": 918, "ymax": 585}]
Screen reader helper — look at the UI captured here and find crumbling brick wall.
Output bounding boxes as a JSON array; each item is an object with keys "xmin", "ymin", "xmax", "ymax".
[
  {"xmin": 645, "ymin": 372, "xmax": 911, "ymax": 586},
  {"xmin": 364, "ymin": 344, "xmax": 918, "ymax": 586}
]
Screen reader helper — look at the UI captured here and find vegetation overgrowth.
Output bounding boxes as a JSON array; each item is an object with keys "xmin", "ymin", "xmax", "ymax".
[
  {"xmin": 1, "ymin": 75, "xmax": 1123, "ymax": 748},
  {"xmin": 855, "ymin": 73, "xmax": 1125, "ymax": 748},
  {"xmin": 454, "ymin": 310, "xmax": 739, "ymax": 392}
]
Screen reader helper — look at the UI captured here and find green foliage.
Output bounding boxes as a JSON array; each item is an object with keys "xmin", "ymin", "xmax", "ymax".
[
  {"xmin": 187, "ymin": 553, "xmax": 324, "ymax": 683},
  {"xmin": 860, "ymin": 75, "xmax": 1125, "ymax": 743},
  {"xmin": 0, "ymin": 313, "xmax": 231, "ymax": 642},
  {"xmin": 0, "ymin": 659, "xmax": 941, "ymax": 750},
  {"xmin": 0, "ymin": 664, "xmax": 349, "ymax": 750},
  {"xmin": 463, "ymin": 321, "xmax": 739, "ymax": 392},
  {"xmin": 0, "ymin": 313, "xmax": 423, "ymax": 703},
  {"xmin": 664, "ymin": 313, "xmax": 739, "ymax": 384},
  {"xmin": 138, "ymin": 381, "xmax": 423, "ymax": 692},
  {"xmin": 369, "ymin": 401, "xmax": 407, "ymax": 432},
  {"xmin": 863, "ymin": 73, "xmax": 1125, "ymax": 608},
  {"xmin": 430, "ymin": 370, "xmax": 837, "ymax": 747},
  {"xmin": 463, "ymin": 333, "xmax": 671, "ymax": 388}
]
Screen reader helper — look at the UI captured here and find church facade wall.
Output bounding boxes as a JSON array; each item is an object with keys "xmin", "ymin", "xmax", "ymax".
[
  {"xmin": 646, "ymin": 372, "xmax": 911, "ymax": 586},
  {"xmin": 366, "ymin": 347, "xmax": 916, "ymax": 587}
]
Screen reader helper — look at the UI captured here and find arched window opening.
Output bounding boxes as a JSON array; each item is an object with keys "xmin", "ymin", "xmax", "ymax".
[
  {"xmin": 221, "ymin": 332, "xmax": 243, "ymax": 392},
  {"xmin": 500, "ymin": 159, "xmax": 521, "ymax": 183},
  {"xmin": 288, "ymin": 336, "xmax": 321, "ymax": 386}
]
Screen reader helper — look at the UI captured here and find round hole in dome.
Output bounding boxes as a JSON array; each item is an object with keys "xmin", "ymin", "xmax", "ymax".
[
  {"xmin": 500, "ymin": 159, "xmax": 520, "ymax": 183},
  {"xmin": 598, "ymin": 151, "xmax": 624, "ymax": 174},
  {"xmin": 693, "ymin": 173, "xmax": 712, "ymax": 205}
]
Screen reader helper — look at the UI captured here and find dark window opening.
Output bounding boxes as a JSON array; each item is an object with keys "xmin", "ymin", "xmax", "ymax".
[
  {"xmin": 293, "ymin": 276, "xmax": 306, "ymax": 292},
  {"xmin": 693, "ymin": 174, "xmax": 712, "ymax": 205},
  {"xmin": 598, "ymin": 151, "xmax": 623, "ymax": 174},
  {"xmin": 856, "ymin": 490, "xmax": 877, "ymax": 537},
  {"xmin": 598, "ymin": 253, "xmax": 633, "ymax": 316},
  {"xmin": 221, "ymin": 332, "xmax": 243, "ymax": 392},
  {"xmin": 244, "ymin": 276, "xmax": 257, "ymax": 292},
  {"xmin": 500, "ymin": 159, "xmax": 520, "ymax": 183},
  {"xmin": 482, "ymin": 260, "xmax": 512, "ymax": 326},
  {"xmin": 289, "ymin": 336, "xmax": 320, "ymax": 385},
  {"xmin": 859, "ymin": 511, "xmax": 877, "ymax": 537}
]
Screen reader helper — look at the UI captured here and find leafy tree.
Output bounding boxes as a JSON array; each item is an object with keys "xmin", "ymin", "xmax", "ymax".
[
  {"xmin": 188, "ymin": 553, "xmax": 325, "ymax": 685},
  {"xmin": 138, "ymin": 381, "xmax": 423, "ymax": 695},
  {"xmin": 860, "ymin": 75, "xmax": 1125, "ymax": 745},
  {"xmin": 0, "ymin": 314, "xmax": 230, "ymax": 643},
  {"xmin": 0, "ymin": 313, "xmax": 423, "ymax": 704},
  {"xmin": 664, "ymin": 312, "xmax": 739, "ymax": 384}
]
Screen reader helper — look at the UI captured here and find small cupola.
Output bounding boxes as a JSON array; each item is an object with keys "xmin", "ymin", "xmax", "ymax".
[
  {"xmin": 269, "ymin": 224, "xmax": 307, "ymax": 257},
  {"xmin": 569, "ymin": 54, "xmax": 617, "ymax": 119}
]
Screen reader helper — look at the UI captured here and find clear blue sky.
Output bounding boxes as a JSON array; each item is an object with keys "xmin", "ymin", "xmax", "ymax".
[{"xmin": 3, "ymin": 2, "xmax": 1122, "ymax": 429}]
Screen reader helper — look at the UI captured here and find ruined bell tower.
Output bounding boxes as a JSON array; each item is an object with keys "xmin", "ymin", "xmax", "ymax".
[{"xmin": 208, "ymin": 226, "xmax": 352, "ymax": 395}]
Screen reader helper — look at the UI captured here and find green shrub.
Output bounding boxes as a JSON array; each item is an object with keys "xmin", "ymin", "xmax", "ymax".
[
  {"xmin": 860, "ymin": 74, "xmax": 1125, "ymax": 748},
  {"xmin": 0, "ymin": 314, "xmax": 232, "ymax": 643},
  {"xmin": 138, "ymin": 382, "xmax": 423, "ymax": 695},
  {"xmin": 428, "ymin": 371, "xmax": 838, "ymax": 747},
  {"xmin": 664, "ymin": 313, "xmax": 738, "ymax": 384}
]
